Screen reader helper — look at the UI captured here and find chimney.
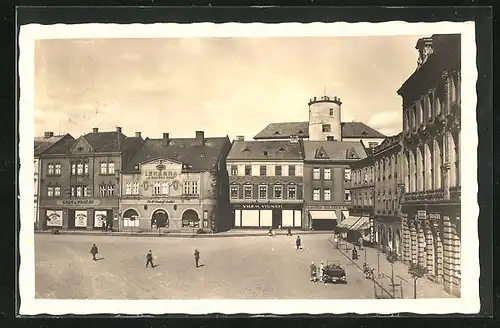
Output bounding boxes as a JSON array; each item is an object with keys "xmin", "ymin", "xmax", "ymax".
[
  {"xmin": 92, "ymin": 128, "xmax": 99, "ymax": 133},
  {"xmin": 116, "ymin": 126, "xmax": 122, "ymax": 133},
  {"xmin": 196, "ymin": 130, "xmax": 204, "ymax": 145},
  {"xmin": 163, "ymin": 133, "xmax": 170, "ymax": 144},
  {"xmin": 235, "ymin": 135, "xmax": 245, "ymax": 142},
  {"xmin": 135, "ymin": 132, "xmax": 141, "ymax": 138},
  {"xmin": 43, "ymin": 131, "xmax": 54, "ymax": 138}
]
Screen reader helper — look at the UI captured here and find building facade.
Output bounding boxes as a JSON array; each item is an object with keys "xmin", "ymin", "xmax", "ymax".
[
  {"xmin": 345, "ymin": 148, "xmax": 375, "ymax": 243},
  {"xmin": 38, "ymin": 127, "xmax": 143, "ymax": 230},
  {"xmin": 397, "ymin": 34, "xmax": 461, "ymax": 296},
  {"xmin": 302, "ymin": 140, "xmax": 367, "ymax": 231},
  {"xmin": 119, "ymin": 131, "xmax": 232, "ymax": 232},
  {"xmin": 226, "ymin": 139, "xmax": 304, "ymax": 229},
  {"xmin": 372, "ymin": 133, "xmax": 404, "ymax": 255},
  {"xmin": 34, "ymin": 132, "xmax": 74, "ymax": 230}
]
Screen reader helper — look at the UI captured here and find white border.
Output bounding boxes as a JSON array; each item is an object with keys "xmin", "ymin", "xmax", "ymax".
[{"xmin": 19, "ymin": 22, "xmax": 479, "ymax": 315}]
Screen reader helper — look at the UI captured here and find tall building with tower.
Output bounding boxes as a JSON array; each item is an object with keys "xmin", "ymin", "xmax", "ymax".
[{"xmin": 308, "ymin": 95, "xmax": 342, "ymax": 141}]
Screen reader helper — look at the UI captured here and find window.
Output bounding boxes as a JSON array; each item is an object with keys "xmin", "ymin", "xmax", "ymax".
[
  {"xmin": 100, "ymin": 162, "xmax": 107, "ymax": 175},
  {"xmin": 108, "ymin": 162, "xmax": 115, "ymax": 175},
  {"xmin": 275, "ymin": 165, "xmax": 282, "ymax": 176},
  {"xmin": 161, "ymin": 182, "xmax": 169, "ymax": 194},
  {"xmin": 84, "ymin": 163, "xmax": 89, "ymax": 175},
  {"xmin": 132, "ymin": 182, "xmax": 139, "ymax": 194},
  {"xmin": 244, "ymin": 185, "xmax": 252, "ymax": 199},
  {"xmin": 153, "ymin": 182, "xmax": 161, "ymax": 195},
  {"xmin": 83, "ymin": 186, "xmax": 89, "ymax": 197},
  {"xmin": 259, "ymin": 185, "xmax": 268, "ymax": 199},
  {"xmin": 77, "ymin": 163, "xmax": 83, "ymax": 175},
  {"xmin": 184, "ymin": 181, "xmax": 199, "ymax": 195},
  {"xmin": 368, "ymin": 142, "xmax": 378, "ymax": 148},
  {"xmin": 47, "ymin": 164, "xmax": 54, "ymax": 176},
  {"xmin": 288, "ymin": 165, "xmax": 296, "ymax": 176},
  {"xmin": 55, "ymin": 164, "xmax": 61, "ymax": 175},
  {"xmin": 76, "ymin": 186, "xmax": 82, "ymax": 197},
  {"xmin": 99, "ymin": 185, "xmax": 106, "ymax": 197},
  {"xmin": 322, "ymin": 124, "xmax": 331, "ymax": 132},
  {"xmin": 54, "ymin": 186, "xmax": 61, "ymax": 197},
  {"xmin": 125, "ymin": 182, "xmax": 132, "ymax": 195},
  {"xmin": 324, "ymin": 189, "xmax": 331, "ymax": 201},
  {"xmin": 47, "ymin": 186, "xmax": 54, "ymax": 197},
  {"xmin": 107, "ymin": 184, "xmax": 114, "ymax": 197},
  {"xmin": 329, "ymin": 108, "xmax": 334, "ymax": 116},
  {"xmin": 230, "ymin": 165, "xmax": 238, "ymax": 176},
  {"xmin": 71, "ymin": 164, "xmax": 76, "ymax": 175},
  {"xmin": 244, "ymin": 165, "xmax": 252, "ymax": 176},
  {"xmin": 313, "ymin": 168, "xmax": 320, "ymax": 180},
  {"xmin": 70, "ymin": 186, "xmax": 75, "ymax": 197},
  {"xmin": 230, "ymin": 185, "xmax": 239, "ymax": 199},
  {"xmin": 313, "ymin": 188, "xmax": 320, "ymax": 201},
  {"xmin": 260, "ymin": 165, "xmax": 267, "ymax": 176},
  {"xmin": 274, "ymin": 185, "xmax": 282, "ymax": 199},
  {"xmin": 344, "ymin": 168, "xmax": 351, "ymax": 182},
  {"xmin": 288, "ymin": 185, "xmax": 297, "ymax": 200},
  {"xmin": 345, "ymin": 190, "xmax": 351, "ymax": 201},
  {"xmin": 324, "ymin": 168, "xmax": 331, "ymax": 180}
]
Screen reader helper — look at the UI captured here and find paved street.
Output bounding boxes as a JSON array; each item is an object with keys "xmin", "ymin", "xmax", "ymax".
[{"xmin": 35, "ymin": 234, "xmax": 376, "ymax": 300}]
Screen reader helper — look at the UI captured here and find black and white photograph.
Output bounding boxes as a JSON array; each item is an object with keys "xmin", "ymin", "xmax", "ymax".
[{"xmin": 18, "ymin": 20, "xmax": 478, "ymax": 315}]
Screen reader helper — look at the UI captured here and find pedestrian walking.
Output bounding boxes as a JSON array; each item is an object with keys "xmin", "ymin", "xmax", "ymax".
[
  {"xmin": 319, "ymin": 261, "xmax": 325, "ymax": 282},
  {"xmin": 146, "ymin": 250, "xmax": 154, "ymax": 268},
  {"xmin": 358, "ymin": 236, "xmax": 364, "ymax": 250},
  {"xmin": 102, "ymin": 220, "xmax": 106, "ymax": 232},
  {"xmin": 90, "ymin": 244, "xmax": 98, "ymax": 261},
  {"xmin": 295, "ymin": 236, "xmax": 301, "ymax": 250},
  {"xmin": 194, "ymin": 249, "xmax": 200, "ymax": 268},
  {"xmin": 309, "ymin": 261, "xmax": 317, "ymax": 282},
  {"xmin": 287, "ymin": 226, "xmax": 292, "ymax": 236}
]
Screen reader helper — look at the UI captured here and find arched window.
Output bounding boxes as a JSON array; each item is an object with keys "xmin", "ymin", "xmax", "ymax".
[
  {"xmin": 416, "ymin": 147, "xmax": 424, "ymax": 192},
  {"xmin": 447, "ymin": 131, "xmax": 458, "ymax": 187},
  {"xmin": 418, "ymin": 100, "xmax": 424, "ymax": 125},
  {"xmin": 425, "ymin": 95, "xmax": 433, "ymax": 119},
  {"xmin": 450, "ymin": 72, "xmax": 457, "ymax": 103},
  {"xmin": 409, "ymin": 151, "xmax": 417, "ymax": 192},
  {"xmin": 424, "ymin": 143, "xmax": 433, "ymax": 190},
  {"xmin": 404, "ymin": 111, "xmax": 409, "ymax": 132},
  {"xmin": 433, "ymin": 138, "xmax": 443, "ymax": 190},
  {"xmin": 435, "ymin": 95, "xmax": 442, "ymax": 116}
]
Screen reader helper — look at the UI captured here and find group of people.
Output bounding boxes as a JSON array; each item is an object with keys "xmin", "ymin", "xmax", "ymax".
[
  {"xmin": 268, "ymin": 226, "xmax": 294, "ymax": 237},
  {"xmin": 90, "ymin": 244, "xmax": 202, "ymax": 268},
  {"xmin": 309, "ymin": 261, "xmax": 326, "ymax": 283}
]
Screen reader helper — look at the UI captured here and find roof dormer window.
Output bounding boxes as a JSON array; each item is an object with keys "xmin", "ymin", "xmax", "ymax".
[
  {"xmin": 242, "ymin": 147, "xmax": 250, "ymax": 152},
  {"xmin": 263, "ymin": 151, "xmax": 268, "ymax": 156},
  {"xmin": 274, "ymin": 131, "xmax": 280, "ymax": 135}
]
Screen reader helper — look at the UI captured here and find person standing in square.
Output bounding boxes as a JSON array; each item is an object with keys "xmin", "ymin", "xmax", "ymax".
[
  {"xmin": 296, "ymin": 236, "xmax": 301, "ymax": 250},
  {"xmin": 90, "ymin": 244, "xmax": 98, "ymax": 261},
  {"xmin": 194, "ymin": 249, "xmax": 200, "ymax": 268},
  {"xmin": 146, "ymin": 250, "xmax": 154, "ymax": 268}
]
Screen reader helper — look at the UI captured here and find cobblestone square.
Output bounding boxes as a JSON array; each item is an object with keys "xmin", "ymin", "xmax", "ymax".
[{"xmin": 35, "ymin": 234, "xmax": 377, "ymax": 300}]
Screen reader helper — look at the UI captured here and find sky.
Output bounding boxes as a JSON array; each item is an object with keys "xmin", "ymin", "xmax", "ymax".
[{"xmin": 34, "ymin": 35, "xmax": 423, "ymax": 141}]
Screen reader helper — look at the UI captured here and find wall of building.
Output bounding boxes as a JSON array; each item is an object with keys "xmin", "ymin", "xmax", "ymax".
[
  {"xmin": 344, "ymin": 137, "xmax": 386, "ymax": 148},
  {"xmin": 303, "ymin": 164, "xmax": 350, "ymax": 203},
  {"xmin": 227, "ymin": 161, "xmax": 304, "ymax": 177}
]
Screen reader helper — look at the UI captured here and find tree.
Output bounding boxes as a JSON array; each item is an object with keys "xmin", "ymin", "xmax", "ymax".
[
  {"xmin": 408, "ymin": 262, "xmax": 428, "ymax": 299},
  {"xmin": 386, "ymin": 250, "xmax": 398, "ymax": 298}
]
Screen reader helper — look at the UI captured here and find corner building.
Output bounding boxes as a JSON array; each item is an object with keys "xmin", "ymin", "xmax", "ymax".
[
  {"xmin": 226, "ymin": 139, "xmax": 304, "ymax": 229},
  {"xmin": 38, "ymin": 127, "xmax": 143, "ymax": 230},
  {"xmin": 397, "ymin": 34, "xmax": 461, "ymax": 297},
  {"xmin": 119, "ymin": 131, "xmax": 232, "ymax": 232}
]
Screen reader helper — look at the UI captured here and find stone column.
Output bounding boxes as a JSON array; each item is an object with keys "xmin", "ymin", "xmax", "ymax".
[
  {"xmin": 442, "ymin": 214, "xmax": 453, "ymax": 294},
  {"xmin": 425, "ymin": 220, "xmax": 435, "ymax": 276},
  {"xmin": 402, "ymin": 215, "xmax": 411, "ymax": 263},
  {"xmin": 410, "ymin": 220, "xmax": 418, "ymax": 264},
  {"xmin": 417, "ymin": 222, "xmax": 426, "ymax": 267}
]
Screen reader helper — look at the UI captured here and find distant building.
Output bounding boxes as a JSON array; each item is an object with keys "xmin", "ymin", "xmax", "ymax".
[
  {"xmin": 34, "ymin": 132, "xmax": 74, "ymax": 229},
  {"xmin": 226, "ymin": 139, "xmax": 304, "ymax": 229},
  {"xmin": 253, "ymin": 95, "xmax": 386, "ymax": 147},
  {"xmin": 120, "ymin": 131, "xmax": 232, "ymax": 232},
  {"xmin": 397, "ymin": 34, "xmax": 461, "ymax": 297},
  {"xmin": 37, "ymin": 127, "xmax": 143, "ymax": 230},
  {"xmin": 302, "ymin": 140, "xmax": 367, "ymax": 231}
]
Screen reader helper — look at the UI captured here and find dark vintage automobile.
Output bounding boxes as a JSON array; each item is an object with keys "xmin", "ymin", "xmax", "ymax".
[{"xmin": 323, "ymin": 261, "xmax": 347, "ymax": 284}]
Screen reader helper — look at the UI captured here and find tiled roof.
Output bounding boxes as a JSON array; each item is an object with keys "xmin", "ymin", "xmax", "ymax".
[
  {"xmin": 38, "ymin": 134, "xmax": 75, "ymax": 155},
  {"xmin": 83, "ymin": 131, "xmax": 129, "ymax": 152},
  {"xmin": 34, "ymin": 135, "xmax": 66, "ymax": 156},
  {"xmin": 302, "ymin": 140, "xmax": 368, "ymax": 161},
  {"xmin": 227, "ymin": 140, "xmax": 303, "ymax": 161},
  {"xmin": 253, "ymin": 121, "xmax": 386, "ymax": 139},
  {"xmin": 372, "ymin": 132, "xmax": 403, "ymax": 154},
  {"xmin": 124, "ymin": 137, "xmax": 230, "ymax": 173}
]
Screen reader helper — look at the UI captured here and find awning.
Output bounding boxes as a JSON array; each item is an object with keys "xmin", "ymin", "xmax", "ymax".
[
  {"xmin": 341, "ymin": 210, "xmax": 350, "ymax": 220},
  {"xmin": 337, "ymin": 216, "xmax": 361, "ymax": 229},
  {"xmin": 350, "ymin": 216, "xmax": 370, "ymax": 231},
  {"xmin": 308, "ymin": 211, "xmax": 338, "ymax": 220}
]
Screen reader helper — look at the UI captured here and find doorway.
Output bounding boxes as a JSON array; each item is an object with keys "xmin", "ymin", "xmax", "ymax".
[
  {"xmin": 67, "ymin": 209, "xmax": 75, "ymax": 229},
  {"xmin": 272, "ymin": 209, "xmax": 282, "ymax": 229}
]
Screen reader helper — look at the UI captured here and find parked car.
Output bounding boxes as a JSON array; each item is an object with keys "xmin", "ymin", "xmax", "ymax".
[{"xmin": 323, "ymin": 261, "xmax": 347, "ymax": 284}]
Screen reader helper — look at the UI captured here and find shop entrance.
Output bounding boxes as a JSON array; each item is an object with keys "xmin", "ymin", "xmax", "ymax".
[
  {"xmin": 152, "ymin": 209, "xmax": 169, "ymax": 228},
  {"xmin": 67, "ymin": 209, "xmax": 75, "ymax": 229},
  {"xmin": 312, "ymin": 219, "xmax": 336, "ymax": 231},
  {"xmin": 182, "ymin": 209, "xmax": 199, "ymax": 228},
  {"xmin": 272, "ymin": 209, "xmax": 282, "ymax": 229}
]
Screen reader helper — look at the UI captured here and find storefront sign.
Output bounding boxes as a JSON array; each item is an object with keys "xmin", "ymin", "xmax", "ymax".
[
  {"xmin": 241, "ymin": 204, "xmax": 283, "ymax": 210},
  {"xmin": 94, "ymin": 210, "xmax": 107, "ymax": 227},
  {"xmin": 147, "ymin": 199, "xmax": 175, "ymax": 204},
  {"xmin": 57, "ymin": 199, "xmax": 101, "ymax": 207},
  {"xmin": 144, "ymin": 170, "xmax": 179, "ymax": 180},
  {"xmin": 75, "ymin": 210, "xmax": 87, "ymax": 227},
  {"xmin": 46, "ymin": 210, "xmax": 63, "ymax": 227},
  {"xmin": 417, "ymin": 210, "xmax": 427, "ymax": 220},
  {"xmin": 428, "ymin": 213, "xmax": 441, "ymax": 220},
  {"xmin": 305, "ymin": 205, "xmax": 347, "ymax": 211}
]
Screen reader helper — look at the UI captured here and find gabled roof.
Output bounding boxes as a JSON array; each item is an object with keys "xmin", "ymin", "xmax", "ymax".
[
  {"xmin": 303, "ymin": 141, "xmax": 368, "ymax": 162},
  {"xmin": 253, "ymin": 121, "xmax": 386, "ymax": 139},
  {"xmin": 36, "ymin": 134, "xmax": 75, "ymax": 156},
  {"xmin": 82, "ymin": 131, "xmax": 128, "ymax": 153},
  {"xmin": 227, "ymin": 140, "xmax": 303, "ymax": 161},
  {"xmin": 124, "ymin": 136, "xmax": 229, "ymax": 173}
]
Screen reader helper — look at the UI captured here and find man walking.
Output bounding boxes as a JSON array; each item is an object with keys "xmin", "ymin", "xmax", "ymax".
[
  {"xmin": 296, "ymin": 236, "xmax": 301, "ymax": 250},
  {"xmin": 90, "ymin": 244, "xmax": 98, "ymax": 261},
  {"xmin": 287, "ymin": 226, "xmax": 292, "ymax": 236},
  {"xmin": 146, "ymin": 250, "xmax": 154, "ymax": 268},
  {"xmin": 194, "ymin": 249, "xmax": 200, "ymax": 268}
]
